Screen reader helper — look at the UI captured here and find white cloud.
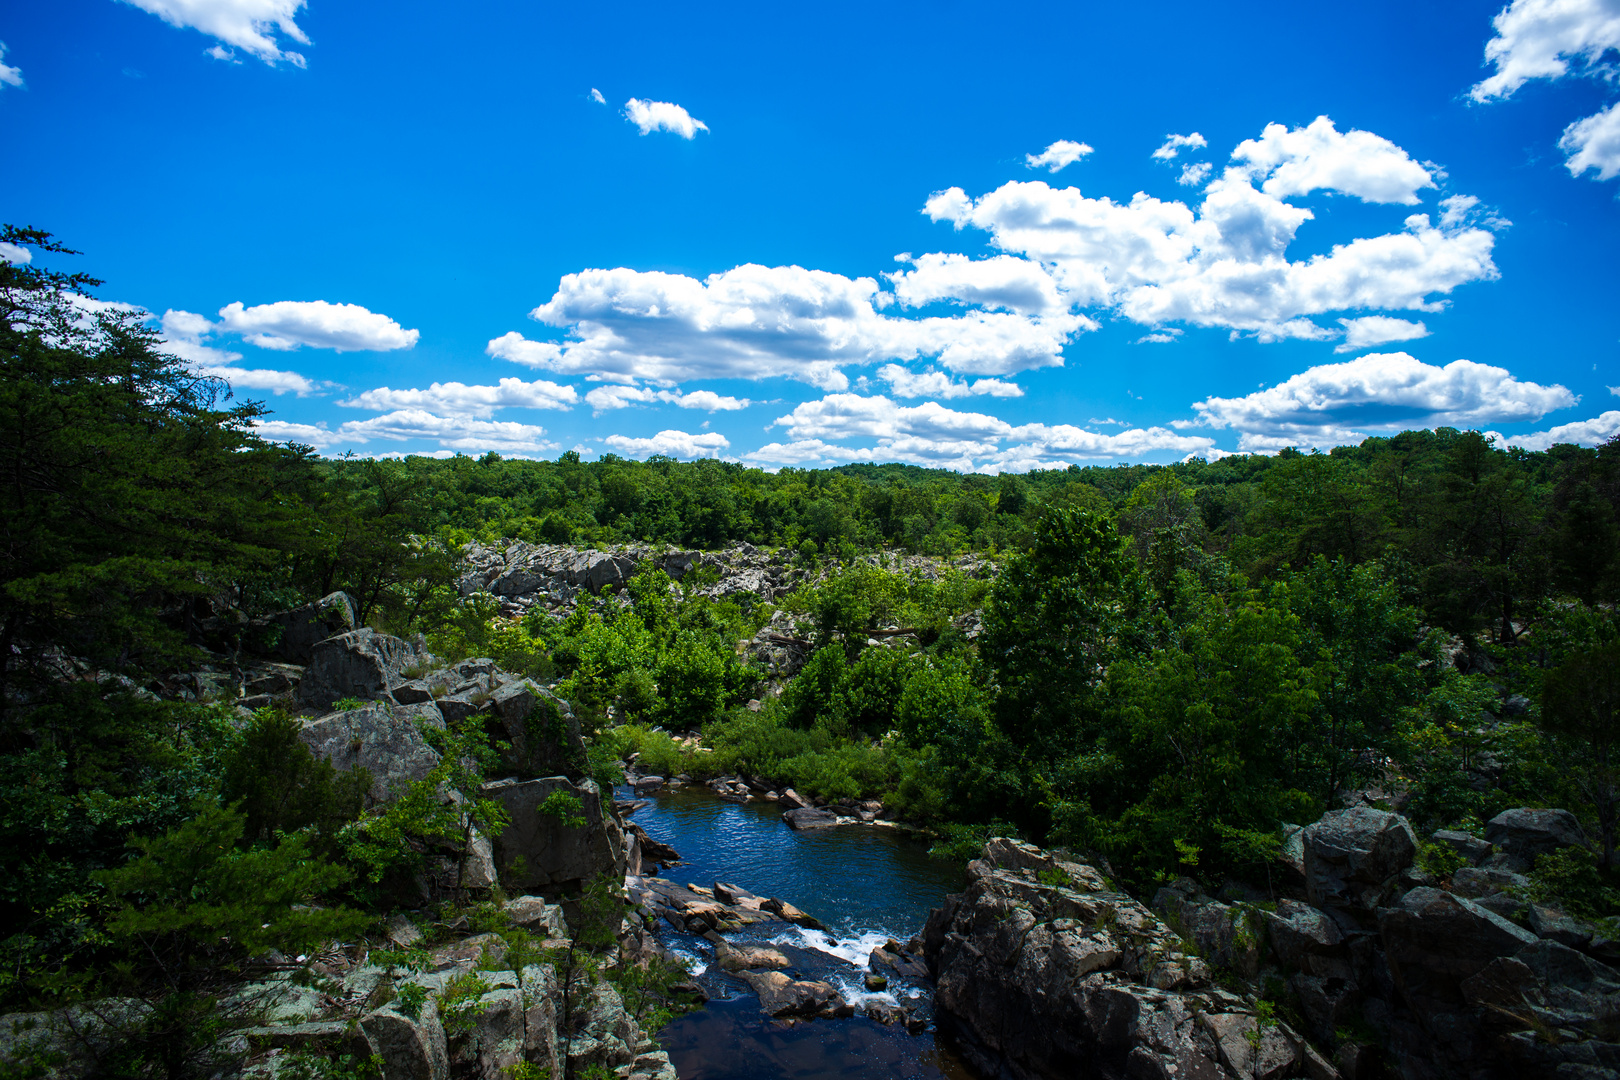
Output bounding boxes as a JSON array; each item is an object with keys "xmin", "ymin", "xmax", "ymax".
[
  {"xmin": 757, "ymin": 393, "xmax": 1212, "ymax": 471},
  {"xmin": 341, "ymin": 378, "xmax": 578, "ymax": 416},
  {"xmin": 624, "ymin": 98, "xmax": 709, "ymax": 138},
  {"xmin": 590, "ymin": 88, "xmax": 606, "ymax": 104},
  {"xmin": 217, "ymin": 300, "xmax": 419, "ymax": 352},
  {"xmin": 1560, "ymin": 100, "xmax": 1620, "ymax": 180},
  {"xmin": 1178, "ymin": 162, "xmax": 1212, "ymax": 186},
  {"xmin": 1495, "ymin": 411, "xmax": 1620, "ymax": 451},
  {"xmin": 489, "ymin": 263, "xmax": 1090, "ymax": 389},
  {"xmin": 1231, "ymin": 116, "xmax": 1436, "ymax": 204},
  {"xmin": 886, "ymin": 252, "xmax": 1066, "ymax": 315},
  {"xmin": 927, "ymin": 120, "xmax": 1494, "ymax": 339},
  {"xmin": 1190, "ymin": 352, "xmax": 1577, "ymax": 450},
  {"xmin": 0, "ymin": 240, "xmax": 32, "ymax": 264},
  {"xmin": 602, "ymin": 429, "xmax": 730, "ymax": 459},
  {"xmin": 160, "ymin": 308, "xmax": 243, "ymax": 366},
  {"xmin": 1153, "ymin": 132, "xmax": 1208, "ymax": 160},
  {"xmin": 1471, "ymin": 0, "xmax": 1620, "ymax": 101},
  {"xmin": 0, "ymin": 42, "xmax": 23, "ymax": 88},
  {"xmin": 336, "ymin": 409, "xmax": 557, "ymax": 453},
  {"xmin": 204, "ymin": 366, "xmax": 320, "ymax": 395},
  {"xmin": 251, "ymin": 419, "xmax": 339, "ymax": 447},
  {"xmin": 119, "ymin": 0, "xmax": 311, "ymax": 67},
  {"xmin": 877, "ymin": 364, "xmax": 1023, "ymax": 399},
  {"xmin": 1334, "ymin": 315, "xmax": 1430, "ymax": 353},
  {"xmin": 583, "ymin": 385, "xmax": 752, "ymax": 415},
  {"xmin": 1025, "ymin": 140, "xmax": 1093, "ymax": 172}
]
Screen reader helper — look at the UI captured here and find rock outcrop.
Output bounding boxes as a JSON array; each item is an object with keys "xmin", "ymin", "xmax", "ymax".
[{"xmin": 484, "ymin": 776, "xmax": 628, "ymax": 894}]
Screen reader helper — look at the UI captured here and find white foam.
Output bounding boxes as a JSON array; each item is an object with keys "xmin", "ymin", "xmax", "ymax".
[
  {"xmin": 832, "ymin": 974, "xmax": 898, "ymax": 1008},
  {"xmin": 770, "ymin": 927, "xmax": 893, "ymax": 968},
  {"xmin": 669, "ymin": 947, "xmax": 708, "ymax": 976}
]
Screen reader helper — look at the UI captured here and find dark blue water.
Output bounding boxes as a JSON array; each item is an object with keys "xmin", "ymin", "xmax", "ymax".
[{"xmin": 621, "ymin": 785, "xmax": 978, "ymax": 1080}]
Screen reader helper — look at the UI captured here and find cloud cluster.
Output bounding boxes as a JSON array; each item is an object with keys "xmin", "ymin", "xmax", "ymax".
[
  {"xmin": 749, "ymin": 394, "xmax": 1213, "ymax": 471},
  {"xmin": 583, "ymin": 386, "xmax": 752, "ymax": 414},
  {"xmin": 876, "ymin": 364, "xmax": 1023, "ymax": 399},
  {"xmin": 1153, "ymin": 133, "xmax": 1207, "ymax": 160},
  {"xmin": 340, "ymin": 378, "xmax": 578, "ymax": 416},
  {"xmin": 254, "ymin": 411, "xmax": 557, "ymax": 454},
  {"xmin": 156, "ymin": 307, "xmax": 329, "ymax": 395},
  {"xmin": 1025, "ymin": 140, "xmax": 1093, "ymax": 172},
  {"xmin": 0, "ymin": 41, "xmax": 23, "ymax": 88},
  {"xmin": 488, "ymin": 263, "xmax": 1091, "ymax": 390},
  {"xmin": 121, "ymin": 0, "xmax": 311, "ymax": 66},
  {"xmin": 927, "ymin": 117, "xmax": 1493, "ymax": 341},
  {"xmin": 624, "ymin": 98, "xmax": 709, "ymax": 138},
  {"xmin": 603, "ymin": 429, "xmax": 731, "ymax": 458},
  {"xmin": 217, "ymin": 300, "xmax": 419, "ymax": 352},
  {"xmin": 886, "ymin": 252, "xmax": 1066, "ymax": 315},
  {"xmin": 1189, "ymin": 352, "xmax": 1576, "ymax": 450},
  {"xmin": 1472, "ymin": 0, "xmax": 1620, "ymax": 182},
  {"xmin": 1334, "ymin": 315, "xmax": 1430, "ymax": 353}
]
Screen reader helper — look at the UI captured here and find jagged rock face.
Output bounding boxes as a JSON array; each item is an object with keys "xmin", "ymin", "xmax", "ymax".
[
  {"xmin": 483, "ymin": 776, "xmax": 627, "ymax": 894},
  {"xmin": 297, "ymin": 702, "xmax": 441, "ymax": 804},
  {"xmin": 1301, "ymin": 807, "xmax": 1417, "ymax": 915},
  {"xmin": 299, "ymin": 627, "xmax": 427, "ymax": 711},
  {"xmin": 923, "ymin": 839, "xmax": 1290, "ymax": 1080},
  {"xmin": 1485, "ymin": 808, "xmax": 1589, "ymax": 867},
  {"xmin": 264, "ymin": 590, "xmax": 357, "ymax": 664},
  {"xmin": 485, "ymin": 679, "xmax": 585, "ymax": 778}
]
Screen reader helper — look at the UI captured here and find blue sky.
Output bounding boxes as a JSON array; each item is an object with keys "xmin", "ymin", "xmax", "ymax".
[{"xmin": 3, "ymin": 0, "xmax": 1619, "ymax": 469}]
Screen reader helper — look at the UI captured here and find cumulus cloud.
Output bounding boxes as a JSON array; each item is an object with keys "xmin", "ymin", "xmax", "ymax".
[
  {"xmin": 1231, "ymin": 116, "xmax": 1436, "ymax": 204},
  {"xmin": 583, "ymin": 385, "xmax": 752, "ymax": 415},
  {"xmin": 877, "ymin": 364, "xmax": 1023, "ymax": 399},
  {"xmin": 1560, "ymin": 100, "xmax": 1620, "ymax": 180},
  {"xmin": 207, "ymin": 366, "xmax": 322, "ymax": 395},
  {"xmin": 602, "ymin": 429, "xmax": 730, "ymax": 458},
  {"xmin": 340, "ymin": 378, "xmax": 579, "ymax": 417},
  {"xmin": 159, "ymin": 308, "xmax": 243, "ymax": 366},
  {"xmin": 1471, "ymin": 0, "xmax": 1620, "ymax": 101},
  {"xmin": 1190, "ymin": 352, "xmax": 1576, "ymax": 450},
  {"xmin": 488, "ymin": 263, "xmax": 1091, "ymax": 390},
  {"xmin": 251, "ymin": 419, "xmax": 339, "ymax": 448},
  {"xmin": 1025, "ymin": 140, "xmax": 1093, "ymax": 172},
  {"xmin": 119, "ymin": 0, "xmax": 311, "ymax": 66},
  {"xmin": 1153, "ymin": 133, "xmax": 1207, "ymax": 160},
  {"xmin": 1334, "ymin": 315, "xmax": 1430, "ymax": 353},
  {"xmin": 1494, "ymin": 411, "xmax": 1620, "ymax": 451},
  {"xmin": 927, "ymin": 119, "xmax": 1493, "ymax": 339},
  {"xmin": 0, "ymin": 42, "xmax": 23, "ymax": 88},
  {"xmin": 755, "ymin": 393, "xmax": 1213, "ymax": 471},
  {"xmin": 1178, "ymin": 162, "xmax": 1212, "ymax": 186},
  {"xmin": 336, "ymin": 409, "xmax": 556, "ymax": 453},
  {"xmin": 217, "ymin": 300, "xmax": 419, "ymax": 352},
  {"xmin": 624, "ymin": 98, "xmax": 709, "ymax": 138},
  {"xmin": 886, "ymin": 252, "xmax": 1067, "ymax": 315},
  {"xmin": 0, "ymin": 240, "xmax": 31, "ymax": 265},
  {"xmin": 590, "ymin": 88, "xmax": 606, "ymax": 104}
]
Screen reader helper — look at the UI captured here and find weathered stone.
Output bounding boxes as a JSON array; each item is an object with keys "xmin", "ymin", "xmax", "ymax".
[
  {"xmin": 265, "ymin": 591, "xmax": 357, "ymax": 663},
  {"xmin": 1264, "ymin": 900, "xmax": 1347, "ymax": 977},
  {"xmin": 1431, "ymin": 828, "xmax": 1492, "ymax": 866},
  {"xmin": 1199, "ymin": 1012, "xmax": 1298, "ymax": 1080},
  {"xmin": 299, "ymin": 627, "xmax": 425, "ymax": 710},
  {"xmin": 762, "ymin": 897, "xmax": 826, "ymax": 931},
  {"xmin": 360, "ymin": 998, "xmax": 450, "ymax": 1080},
  {"xmin": 627, "ymin": 822, "xmax": 679, "ymax": 865},
  {"xmin": 1449, "ymin": 865, "xmax": 1531, "ymax": 898},
  {"xmin": 483, "ymin": 776, "xmax": 627, "ymax": 894},
  {"xmin": 487, "ymin": 680, "xmax": 583, "ymax": 778},
  {"xmin": 446, "ymin": 987, "xmax": 525, "ymax": 1078},
  {"xmin": 504, "ymin": 896, "xmax": 567, "ymax": 937},
  {"xmin": 783, "ymin": 806, "xmax": 839, "ymax": 830},
  {"xmin": 1290, "ymin": 973, "xmax": 1361, "ymax": 1044},
  {"xmin": 1485, "ymin": 807, "xmax": 1589, "ymax": 863},
  {"xmin": 737, "ymin": 970, "xmax": 848, "ymax": 1018},
  {"xmin": 714, "ymin": 942, "xmax": 791, "ymax": 971},
  {"xmin": 1302, "ymin": 807, "xmax": 1418, "ymax": 912},
  {"xmin": 519, "ymin": 963, "xmax": 560, "ymax": 1078},
  {"xmin": 1526, "ymin": 903, "xmax": 1593, "ymax": 950},
  {"xmin": 1153, "ymin": 883, "xmax": 1262, "ymax": 978},
  {"xmin": 297, "ymin": 703, "xmax": 441, "ymax": 804}
]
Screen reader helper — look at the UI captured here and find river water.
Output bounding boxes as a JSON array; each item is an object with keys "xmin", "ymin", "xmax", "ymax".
[{"xmin": 620, "ymin": 784, "xmax": 979, "ymax": 1080}]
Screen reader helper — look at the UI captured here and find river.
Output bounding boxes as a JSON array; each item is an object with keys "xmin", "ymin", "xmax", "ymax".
[{"xmin": 620, "ymin": 784, "xmax": 980, "ymax": 1080}]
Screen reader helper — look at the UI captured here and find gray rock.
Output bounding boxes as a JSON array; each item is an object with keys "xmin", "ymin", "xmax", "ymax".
[
  {"xmin": 265, "ymin": 591, "xmax": 357, "ymax": 663},
  {"xmin": 360, "ymin": 998, "xmax": 450, "ymax": 1080},
  {"xmin": 736, "ymin": 970, "xmax": 848, "ymax": 1018},
  {"xmin": 783, "ymin": 806, "xmax": 839, "ymax": 830},
  {"xmin": 1290, "ymin": 972, "xmax": 1361, "ymax": 1045},
  {"xmin": 1302, "ymin": 807, "xmax": 1418, "ymax": 912},
  {"xmin": 519, "ymin": 963, "xmax": 560, "ymax": 1078},
  {"xmin": 297, "ymin": 703, "xmax": 441, "ymax": 804},
  {"xmin": 483, "ymin": 777, "xmax": 627, "ymax": 893},
  {"xmin": 1431, "ymin": 828, "xmax": 1491, "ymax": 866},
  {"xmin": 1450, "ymin": 865, "xmax": 1531, "ymax": 899},
  {"xmin": 505, "ymin": 896, "xmax": 567, "ymax": 937},
  {"xmin": 1485, "ymin": 807, "xmax": 1589, "ymax": 862},
  {"xmin": 299, "ymin": 627, "xmax": 425, "ymax": 710},
  {"xmin": 1152, "ymin": 883, "xmax": 1262, "ymax": 978},
  {"xmin": 487, "ymin": 681, "xmax": 583, "ymax": 778},
  {"xmin": 446, "ymin": 986, "xmax": 525, "ymax": 1078},
  {"xmin": 1264, "ymin": 900, "xmax": 1348, "ymax": 977}
]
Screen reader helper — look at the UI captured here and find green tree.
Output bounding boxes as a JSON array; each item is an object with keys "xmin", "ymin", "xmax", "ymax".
[{"xmin": 1541, "ymin": 640, "xmax": 1620, "ymax": 867}]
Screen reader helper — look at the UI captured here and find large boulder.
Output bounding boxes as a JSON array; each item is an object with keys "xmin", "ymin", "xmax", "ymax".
[
  {"xmin": 299, "ymin": 627, "xmax": 426, "ymax": 710},
  {"xmin": 486, "ymin": 680, "xmax": 584, "ymax": 778},
  {"xmin": 483, "ymin": 777, "xmax": 627, "ymax": 894},
  {"xmin": 359, "ymin": 996, "xmax": 450, "ymax": 1080},
  {"xmin": 265, "ymin": 591, "xmax": 357, "ymax": 663},
  {"xmin": 1378, "ymin": 887, "xmax": 1538, "ymax": 1061},
  {"xmin": 1485, "ymin": 808, "xmax": 1589, "ymax": 865},
  {"xmin": 297, "ymin": 703, "xmax": 441, "ymax": 804},
  {"xmin": 1262, "ymin": 899, "xmax": 1349, "ymax": 979},
  {"xmin": 1302, "ymin": 807, "xmax": 1417, "ymax": 913}
]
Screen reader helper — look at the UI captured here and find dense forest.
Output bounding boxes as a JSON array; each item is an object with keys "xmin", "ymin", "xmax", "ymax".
[{"xmin": 5, "ymin": 229, "xmax": 1619, "ymax": 1071}]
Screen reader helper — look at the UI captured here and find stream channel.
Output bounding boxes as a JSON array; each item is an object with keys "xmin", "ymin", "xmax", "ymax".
[{"xmin": 619, "ymin": 783, "xmax": 980, "ymax": 1080}]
